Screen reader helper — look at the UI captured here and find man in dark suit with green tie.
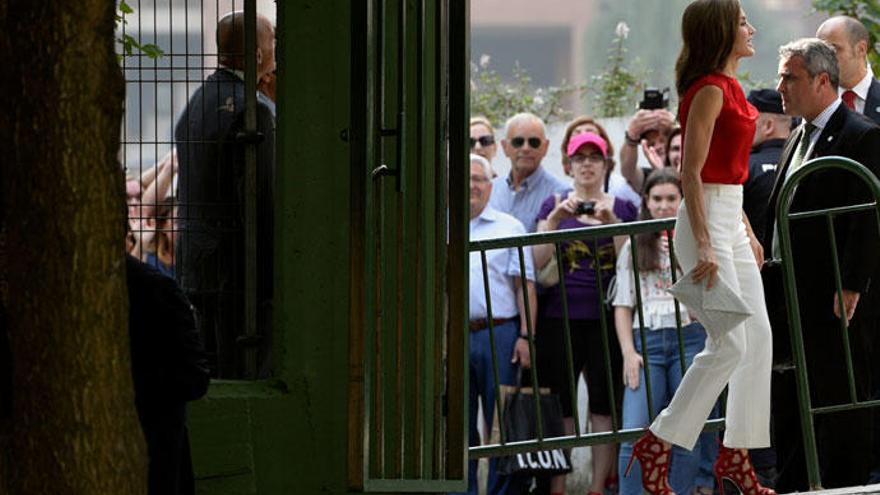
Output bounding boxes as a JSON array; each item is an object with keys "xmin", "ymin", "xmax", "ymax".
[{"xmin": 766, "ymin": 37, "xmax": 880, "ymax": 491}]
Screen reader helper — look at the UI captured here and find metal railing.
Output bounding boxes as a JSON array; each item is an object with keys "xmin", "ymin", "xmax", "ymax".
[
  {"xmin": 776, "ymin": 156, "xmax": 880, "ymax": 490},
  {"xmin": 468, "ymin": 217, "xmax": 724, "ymax": 459}
]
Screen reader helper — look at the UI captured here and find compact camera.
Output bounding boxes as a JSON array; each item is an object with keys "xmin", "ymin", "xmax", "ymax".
[
  {"xmin": 639, "ymin": 87, "xmax": 670, "ymax": 110},
  {"xmin": 575, "ymin": 200, "xmax": 596, "ymax": 216}
]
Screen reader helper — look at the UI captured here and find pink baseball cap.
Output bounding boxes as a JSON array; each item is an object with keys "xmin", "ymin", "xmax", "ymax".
[{"xmin": 567, "ymin": 132, "xmax": 608, "ymax": 158}]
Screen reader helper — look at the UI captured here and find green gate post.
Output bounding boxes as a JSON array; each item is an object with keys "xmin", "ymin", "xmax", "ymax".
[{"xmin": 775, "ymin": 156, "xmax": 880, "ymax": 490}]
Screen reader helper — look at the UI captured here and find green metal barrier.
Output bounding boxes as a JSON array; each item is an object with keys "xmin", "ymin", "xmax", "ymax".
[
  {"xmin": 775, "ymin": 156, "xmax": 880, "ymax": 490},
  {"xmin": 468, "ymin": 217, "xmax": 725, "ymax": 459}
]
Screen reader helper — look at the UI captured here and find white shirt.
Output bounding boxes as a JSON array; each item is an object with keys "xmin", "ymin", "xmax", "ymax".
[
  {"xmin": 839, "ymin": 69, "xmax": 873, "ymax": 114},
  {"xmin": 785, "ymin": 98, "xmax": 842, "ymax": 180},
  {"xmin": 469, "ymin": 206, "xmax": 535, "ymax": 319},
  {"xmin": 613, "ymin": 239, "xmax": 691, "ymax": 329}
]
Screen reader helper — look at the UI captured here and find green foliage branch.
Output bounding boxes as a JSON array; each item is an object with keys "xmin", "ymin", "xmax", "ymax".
[
  {"xmin": 813, "ymin": 0, "xmax": 880, "ymax": 72},
  {"xmin": 116, "ymin": 0, "xmax": 164, "ymax": 60},
  {"xmin": 589, "ymin": 22, "xmax": 648, "ymax": 118},
  {"xmin": 470, "ymin": 55, "xmax": 587, "ymax": 127}
]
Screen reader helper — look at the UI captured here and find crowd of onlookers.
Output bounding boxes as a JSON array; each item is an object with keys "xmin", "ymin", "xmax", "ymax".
[
  {"xmin": 467, "ymin": 109, "xmax": 722, "ymax": 495},
  {"xmin": 464, "ymin": 15, "xmax": 880, "ymax": 495}
]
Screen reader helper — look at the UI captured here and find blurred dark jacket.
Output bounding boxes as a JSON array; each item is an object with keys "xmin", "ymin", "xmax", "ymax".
[{"xmin": 127, "ymin": 255, "xmax": 209, "ymax": 495}]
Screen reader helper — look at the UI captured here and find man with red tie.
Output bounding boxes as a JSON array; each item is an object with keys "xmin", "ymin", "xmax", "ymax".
[
  {"xmin": 817, "ymin": 18, "xmax": 880, "ymax": 484},
  {"xmin": 818, "ymin": 16, "xmax": 880, "ymax": 123}
]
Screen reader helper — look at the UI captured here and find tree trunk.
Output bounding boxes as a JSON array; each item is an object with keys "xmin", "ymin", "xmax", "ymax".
[{"xmin": 0, "ymin": 1, "xmax": 147, "ymax": 494}]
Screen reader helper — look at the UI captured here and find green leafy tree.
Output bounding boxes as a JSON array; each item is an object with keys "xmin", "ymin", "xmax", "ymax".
[
  {"xmin": 470, "ymin": 55, "xmax": 587, "ymax": 127},
  {"xmin": 589, "ymin": 22, "xmax": 649, "ymax": 118},
  {"xmin": 116, "ymin": 0, "xmax": 164, "ymax": 59},
  {"xmin": 813, "ymin": 0, "xmax": 880, "ymax": 71}
]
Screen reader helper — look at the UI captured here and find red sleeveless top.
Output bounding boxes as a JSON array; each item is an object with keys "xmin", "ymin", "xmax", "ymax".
[{"xmin": 679, "ymin": 73, "xmax": 758, "ymax": 184}]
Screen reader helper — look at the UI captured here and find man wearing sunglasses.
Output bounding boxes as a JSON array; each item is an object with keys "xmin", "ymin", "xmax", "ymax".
[{"xmin": 490, "ymin": 112, "xmax": 567, "ymax": 232}]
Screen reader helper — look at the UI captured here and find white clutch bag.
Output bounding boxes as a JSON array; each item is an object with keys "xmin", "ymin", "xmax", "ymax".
[{"xmin": 667, "ymin": 268, "xmax": 753, "ymax": 336}]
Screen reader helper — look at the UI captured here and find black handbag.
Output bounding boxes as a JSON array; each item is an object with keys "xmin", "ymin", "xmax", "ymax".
[{"xmin": 495, "ymin": 380, "xmax": 572, "ymax": 477}]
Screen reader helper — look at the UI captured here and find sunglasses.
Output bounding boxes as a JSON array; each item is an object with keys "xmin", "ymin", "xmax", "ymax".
[
  {"xmin": 470, "ymin": 135, "xmax": 495, "ymax": 148},
  {"xmin": 510, "ymin": 136, "xmax": 543, "ymax": 149}
]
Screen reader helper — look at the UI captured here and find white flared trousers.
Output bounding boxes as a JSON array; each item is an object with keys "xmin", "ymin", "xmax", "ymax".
[{"xmin": 650, "ymin": 184, "xmax": 772, "ymax": 450}]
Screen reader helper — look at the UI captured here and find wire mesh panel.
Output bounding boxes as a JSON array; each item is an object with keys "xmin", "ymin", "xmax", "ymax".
[{"xmin": 119, "ymin": 0, "xmax": 276, "ymax": 379}]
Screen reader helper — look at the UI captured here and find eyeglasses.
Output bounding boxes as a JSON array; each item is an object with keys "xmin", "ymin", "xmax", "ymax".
[
  {"xmin": 570, "ymin": 153, "xmax": 606, "ymax": 165},
  {"xmin": 510, "ymin": 136, "xmax": 543, "ymax": 149},
  {"xmin": 470, "ymin": 135, "xmax": 495, "ymax": 148}
]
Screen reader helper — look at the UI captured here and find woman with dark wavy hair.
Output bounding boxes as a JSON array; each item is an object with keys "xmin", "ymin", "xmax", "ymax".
[{"xmin": 624, "ymin": 2, "xmax": 775, "ymax": 495}]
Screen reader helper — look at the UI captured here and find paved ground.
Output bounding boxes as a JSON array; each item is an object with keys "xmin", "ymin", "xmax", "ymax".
[{"xmin": 791, "ymin": 485, "xmax": 880, "ymax": 495}]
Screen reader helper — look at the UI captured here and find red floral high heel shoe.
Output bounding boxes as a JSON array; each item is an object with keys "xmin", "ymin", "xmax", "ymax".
[
  {"xmin": 714, "ymin": 446, "xmax": 776, "ymax": 495},
  {"xmin": 624, "ymin": 431, "xmax": 676, "ymax": 495}
]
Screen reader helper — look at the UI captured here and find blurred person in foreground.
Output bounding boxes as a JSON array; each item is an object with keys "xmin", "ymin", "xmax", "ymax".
[
  {"xmin": 489, "ymin": 112, "xmax": 567, "ymax": 232},
  {"xmin": 127, "ymin": 251, "xmax": 209, "ymax": 494},
  {"xmin": 627, "ymin": 3, "xmax": 776, "ymax": 495}
]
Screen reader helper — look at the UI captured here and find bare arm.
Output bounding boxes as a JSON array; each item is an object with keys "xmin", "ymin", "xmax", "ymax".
[
  {"xmin": 139, "ymin": 150, "xmax": 177, "ymax": 219},
  {"xmin": 681, "ymin": 85, "xmax": 723, "ymax": 287},
  {"xmin": 533, "ymin": 193, "xmax": 578, "ymax": 268},
  {"xmin": 614, "ymin": 305, "xmax": 643, "ymax": 389},
  {"xmin": 511, "ymin": 278, "xmax": 537, "ymax": 368},
  {"xmin": 620, "ymin": 111, "xmax": 653, "ymax": 191}
]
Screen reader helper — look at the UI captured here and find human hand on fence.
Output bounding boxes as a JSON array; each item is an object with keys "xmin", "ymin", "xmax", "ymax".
[
  {"xmin": 833, "ymin": 289, "xmax": 860, "ymax": 322},
  {"xmin": 511, "ymin": 337, "xmax": 531, "ymax": 369},
  {"xmin": 622, "ymin": 350, "xmax": 643, "ymax": 389}
]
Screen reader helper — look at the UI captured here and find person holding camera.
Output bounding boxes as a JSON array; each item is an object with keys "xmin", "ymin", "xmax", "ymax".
[
  {"xmin": 532, "ymin": 132, "xmax": 638, "ymax": 495},
  {"xmin": 620, "ymin": 90, "xmax": 676, "ymax": 194}
]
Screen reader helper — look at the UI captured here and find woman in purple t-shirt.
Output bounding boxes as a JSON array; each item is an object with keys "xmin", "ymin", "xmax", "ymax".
[{"xmin": 533, "ymin": 132, "xmax": 638, "ymax": 495}]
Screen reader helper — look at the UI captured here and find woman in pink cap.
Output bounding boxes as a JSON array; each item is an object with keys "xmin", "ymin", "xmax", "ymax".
[{"xmin": 533, "ymin": 131, "xmax": 638, "ymax": 495}]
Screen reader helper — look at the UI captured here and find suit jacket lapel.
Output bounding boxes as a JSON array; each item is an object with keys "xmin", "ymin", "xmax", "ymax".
[
  {"xmin": 764, "ymin": 128, "xmax": 801, "ymax": 248},
  {"xmin": 768, "ymin": 127, "xmax": 802, "ymax": 210},
  {"xmin": 864, "ymin": 78, "xmax": 880, "ymax": 123},
  {"xmin": 809, "ymin": 104, "xmax": 847, "ymax": 158}
]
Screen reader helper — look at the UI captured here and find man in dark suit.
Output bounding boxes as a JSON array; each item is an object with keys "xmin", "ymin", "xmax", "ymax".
[
  {"xmin": 818, "ymin": 16, "xmax": 880, "ymax": 122},
  {"xmin": 818, "ymin": 17, "xmax": 880, "ymax": 483},
  {"xmin": 766, "ymin": 38, "xmax": 880, "ymax": 491},
  {"xmin": 174, "ymin": 11, "xmax": 276, "ymax": 377}
]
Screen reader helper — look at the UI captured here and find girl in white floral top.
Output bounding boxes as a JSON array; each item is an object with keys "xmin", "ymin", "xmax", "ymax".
[{"xmin": 612, "ymin": 169, "xmax": 716, "ymax": 495}]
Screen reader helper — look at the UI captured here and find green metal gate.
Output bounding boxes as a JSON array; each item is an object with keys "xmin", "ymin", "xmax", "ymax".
[
  {"xmin": 775, "ymin": 155, "xmax": 880, "ymax": 490},
  {"xmin": 347, "ymin": 0, "xmax": 470, "ymax": 491}
]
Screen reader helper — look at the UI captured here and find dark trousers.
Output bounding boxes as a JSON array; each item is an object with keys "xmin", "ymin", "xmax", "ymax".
[{"xmin": 763, "ymin": 266, "xmax": 874, "ymax": 491}]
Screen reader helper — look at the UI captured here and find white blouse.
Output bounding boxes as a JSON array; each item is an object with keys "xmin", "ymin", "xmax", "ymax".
[{"xmin": 613, "ymin": 239, "xmax": 691, "ymax": 330}]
